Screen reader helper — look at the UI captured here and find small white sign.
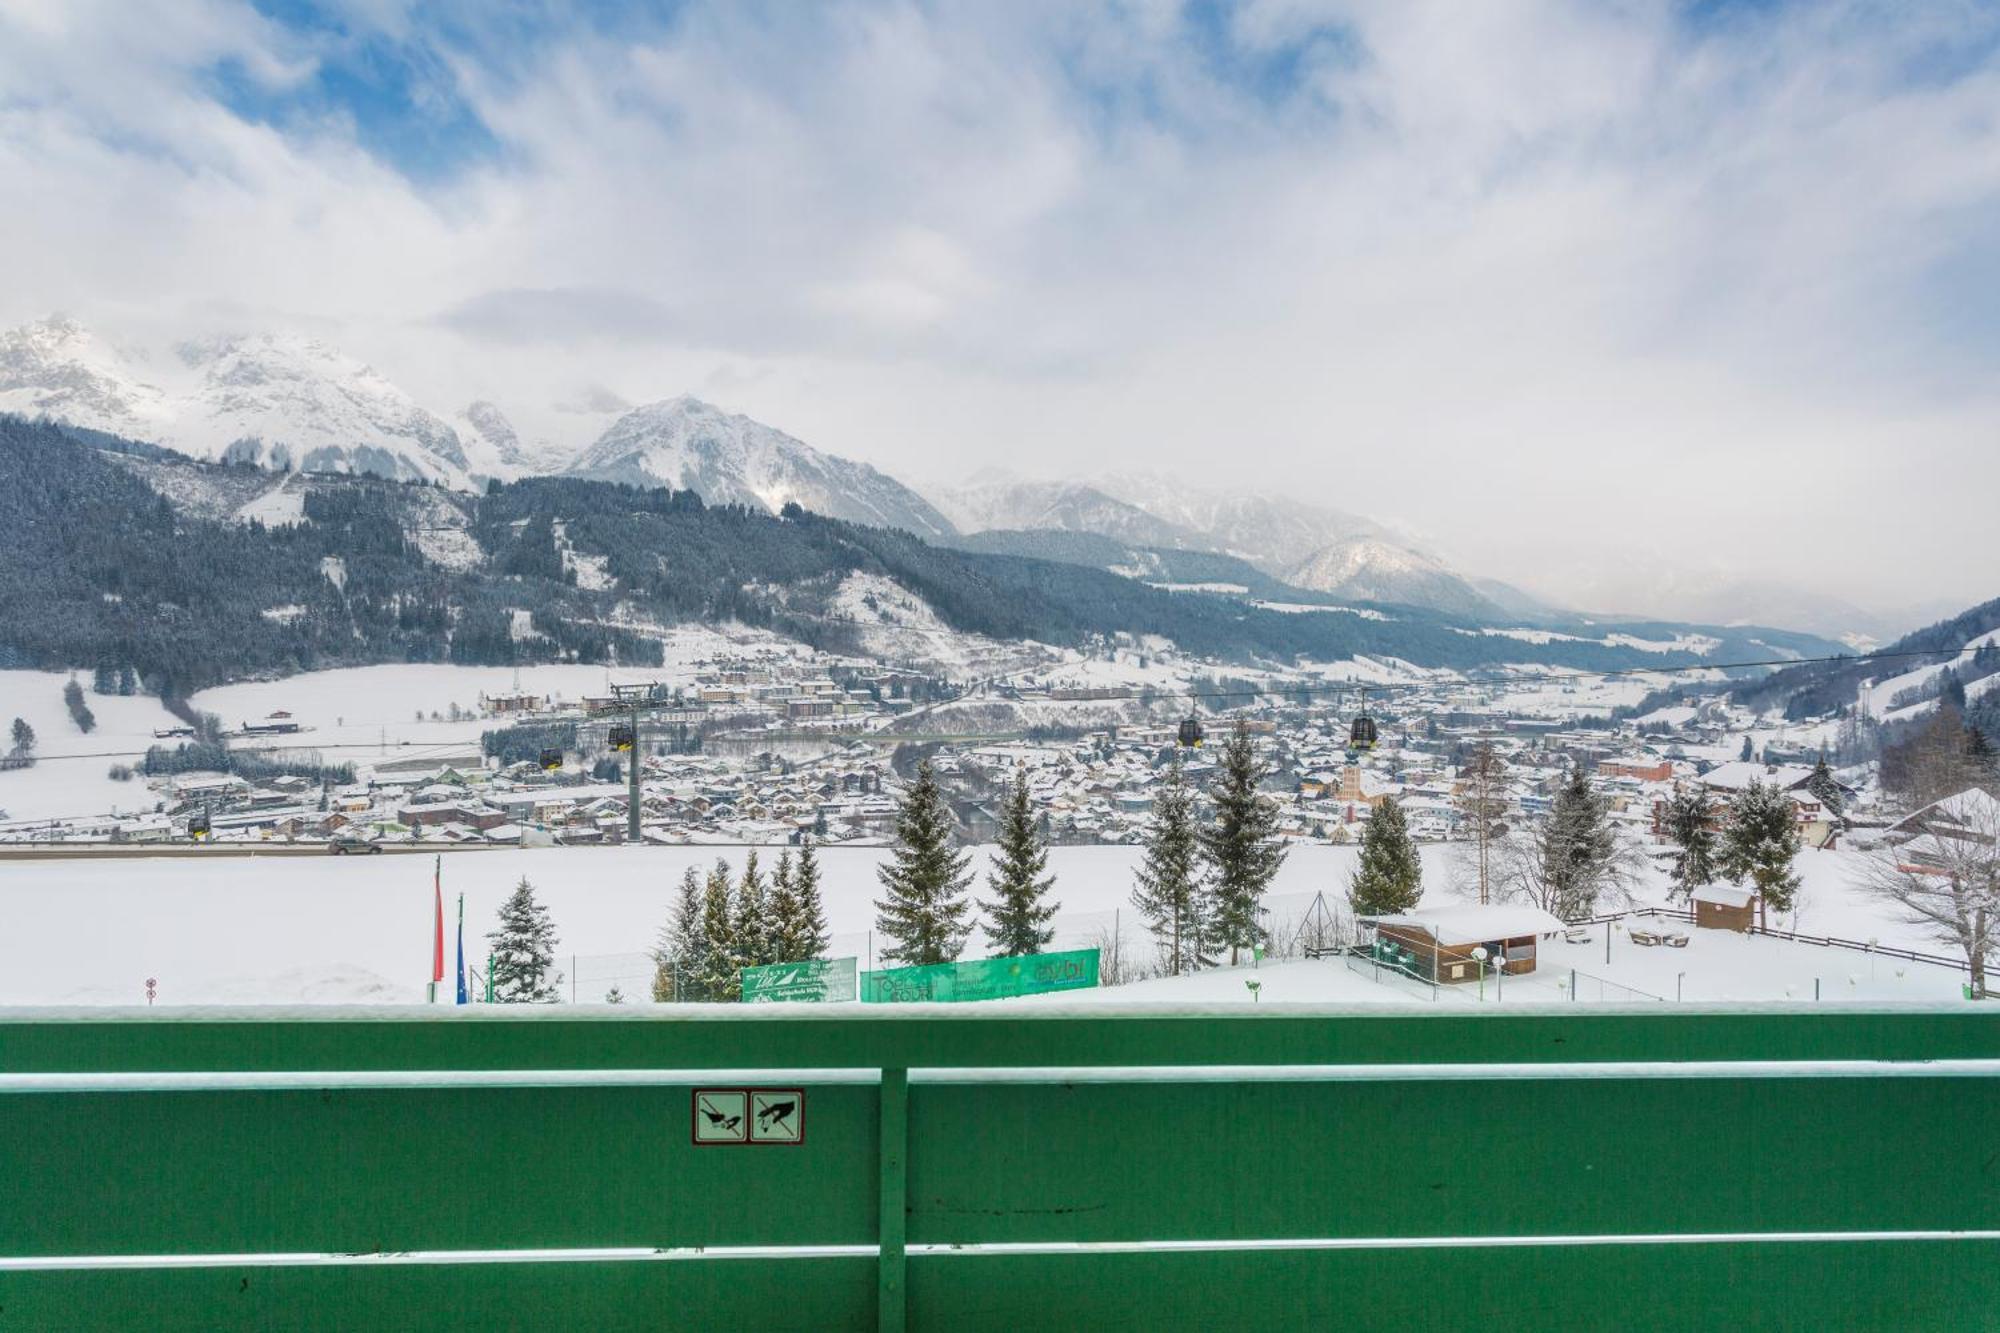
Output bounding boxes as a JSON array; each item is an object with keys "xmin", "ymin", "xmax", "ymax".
[
  {"xmin": 749, "ymin": 1090, "xmax": 805, "ymax": 1144},
  {"xmin": 692, "ymin": 1090, "xmax": 748, "ymax": 1144}
]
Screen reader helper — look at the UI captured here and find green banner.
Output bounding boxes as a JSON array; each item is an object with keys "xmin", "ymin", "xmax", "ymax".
[
  {"xmin": 740, "ymin": 956, "xmax": 858, "ymax": 1004},
  {"xmin": 861, "ymin": 948, "xmax": 1100, "ymax": 1004}
]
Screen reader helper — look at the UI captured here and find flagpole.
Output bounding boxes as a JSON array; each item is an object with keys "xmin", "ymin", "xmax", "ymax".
[
  {"xmin": 428, "ymin": 855, "xmax": 444, "ymax": 1004},
  {"xmin": 455, "ymin": 892, "xmax": 468, "ymax": 1006}
]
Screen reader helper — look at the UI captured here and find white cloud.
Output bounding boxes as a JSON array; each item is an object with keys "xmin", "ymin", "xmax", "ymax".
[{"xmin": 1, "ymin": 0, "xmax": 1998, "ymax": 620}]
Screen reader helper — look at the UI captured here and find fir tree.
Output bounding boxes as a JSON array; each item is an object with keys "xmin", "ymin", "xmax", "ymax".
[
  {"xmin": 118, "ymin": 665, "xmax": 137, "ymax": 696},
  {"xmin": 9, "ymin": 717, "xmax": 35, "ymax": 758},
  {"xmin": 653, "ymin": 866, "xmax": 704, "ymax": 1001},
  {"xmin": 793, "ymin": 840, "xmax": 832, "ymax": 959},
  {"xmin": 982, "ymin": 770, "xmax": 1057, "ymax": 956},
  {"xmin": 1198, "ymin": 723, "xmax": 1288, "ymax": 962},
  {"xmin": 1539, "ymin": 767, "xmax": 1620, "ymax": 919},
  {"xmin": 1662, "ymin": 784, "xmax": 1718, "ymax": 899},
  {"xmin": 735, "ymin": 850, "xmax": 771, "ymax": 970},
  {"xmin": 765, "ymin": 848, "xmax": 806, "ymax": 963},
  {"xmin": 1740, "ymin": 735, "xmax": 1755, "ymax": 762},
  {"xmin": 697, "ymin": 858, "xmax": 739, "ymax": 999},
  {"xmin": 1348, "ymin": 797, "xmax": 1422, "ymax": 916},
  {"xmin": 91, "ymin": 665, "xmax": 116, "ymax": 695},
  {"xmin": 1130, "ymin": 755, "xmax": 1205, "ymax": 974},
  {"xmin": 1966, "ymin": 726, "xmax": 1996, "ymax": 783},
  {"xmin": 1805, "ymin": 748, "xmax": 1844, "ymax": 816},
  {"xmin": 873, "ymin": 760, "xmax": 974, "ymax": 966},
  {"xmin": 1722, "ymin": 779, "xmax": 1802, "ymax": 915},
  {"xmin": 486, "ymin": 876, "xmax": 563, "ymax": 1003}
]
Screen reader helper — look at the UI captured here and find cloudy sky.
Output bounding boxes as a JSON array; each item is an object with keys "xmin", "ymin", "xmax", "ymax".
[{"xmin": 2, "ymin": 0, "xmax": 1997, "ymax": 622}]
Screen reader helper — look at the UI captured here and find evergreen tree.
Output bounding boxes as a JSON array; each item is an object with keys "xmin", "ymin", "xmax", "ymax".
[
  {"xmin": 793, "ymin": 840, "xmax": 832, "ymax": 959},
  {"xmin": 873, "ymin": 760, "xmax": 974, "ymax": 966},
  {"xmin": 765, "ymin": 849, "xmax": 806, "ymax": 963},
  {"xmin": 118, "ymin": 665, "xmax": 137, "ymax": 696},
  {"xmin": 653, "ymin": 866, "xmax": 704, "ymax": 1001},
  {"xmin": 982, "ymin": 770, "xmax": 1057, "ymax": 956},
  {"xmin": 9, "ymin": 717, "xmax": 35, "ymax": 758},
  {"xmin": 812, "ymin": 808, "xmax": 829, "ymax": 838},
  {"xmin": 1805, "ymin": 748, "xmax": 1844, "ymax": 816},
  {"xmin": 1740, "ymin": 735, "xmax": 1755, "ymax": 762},
  {"xmin": 1966, "ymin": 726, "xmax": 1997, "ymax": 785},
  {"xmin": 91, "ymin": 665, "xmax": 116, "ymax": 695},
  {"xmin": 486, "ymin": 876, "xmax": 563, "ymax": 1003},
  {"xmin": 1198, "ymin": 723, "xmax": 1288, "ymax": 962},
  {"xmin": 735, "ymin": 850, "xmax": 771, "ymax": 970},
  {"xmin": 697, "ymin": 858, "xmax": 739, "ymax": 999},
  {"xmin": 1721, "ymin": 779, "xmax": 1802, "ymax": 915},
  {"xmin": 63, "ymin": 677, "xmax": 95, "ymax": 734},
  {"xmin": 1540, "ymin": 767, "xmax": 1620, "ymax": 919},
  {"xmin": 1348, "ymin": 797, "xmax": 1422, "ymax": 916},
  {"xmin": 1131, "ymin": 756, "xmax": 1205, "ymax": 974},
  {"xmin": 1662, "ymin": 784, "xmax": 1718, "ymax": 899}
]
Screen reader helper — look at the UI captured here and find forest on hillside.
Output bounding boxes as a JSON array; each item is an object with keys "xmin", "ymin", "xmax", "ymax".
[{"xmin": 0, "ymin": 417, "xmax": 1837, "ymax": 698}]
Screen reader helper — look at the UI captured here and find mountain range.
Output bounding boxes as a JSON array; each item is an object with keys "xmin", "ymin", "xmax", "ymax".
[
  {"xmin": 0, "ymin": 415, "xmax": 1848, "ymax": 699},
  {"xmin": 0, "ymin": 314, "xmax": 1926, "ymax": 637}
]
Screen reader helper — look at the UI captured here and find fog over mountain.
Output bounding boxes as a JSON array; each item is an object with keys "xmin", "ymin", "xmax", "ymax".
[{"xmin": 0, "ymin": 312, "xmax": 1960, "ymax": 637}]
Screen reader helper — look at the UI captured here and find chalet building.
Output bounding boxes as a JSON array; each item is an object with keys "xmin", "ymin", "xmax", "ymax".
[
  {"xmin": 1887, "ymin": 788, "xmax": 2000, "ymax": 873},
  {"xmin": 1358, "ymin": 904, "xmax": 1566, "ymax": 984}
]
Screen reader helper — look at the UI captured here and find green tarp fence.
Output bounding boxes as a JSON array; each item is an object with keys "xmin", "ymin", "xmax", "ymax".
[
  {"xmin": 861, "ymin": 947, "xmax": 1099, "ymax": 1003},
  {"xmin": 741, "ymin": 956, "xmax": 859, "ymax": 1003}
]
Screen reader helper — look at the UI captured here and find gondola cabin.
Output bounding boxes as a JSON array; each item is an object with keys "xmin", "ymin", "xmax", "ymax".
[
  {"xmin": 538, "ymin": 749, "xmax": 564, "ymax": 773},
  {"xmin": 1178, "ymin": 716, "xmax": 1204, "ymax": 749},
  {"xmin": 608, "ymin": 723, "xmax": 635, "ymax": 753},
  {"xmin": 1348, "ymin": 713, "xmax": 1378, "ymax": 752},
  {"xmin": 188, "ymin": 811, "xmax": 211, "ymax": 842}
]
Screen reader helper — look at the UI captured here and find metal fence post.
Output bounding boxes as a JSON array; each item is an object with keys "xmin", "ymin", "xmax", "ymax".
[{"xmin": 879, "ymin": 1067, "xmax": 909, "ymax": 1332}]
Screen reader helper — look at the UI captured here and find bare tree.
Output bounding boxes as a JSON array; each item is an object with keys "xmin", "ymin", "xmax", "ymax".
[
  {"xmin": 1862, "ymin": 794, "xmax": 2000, "ymax": 995},
  {"xmin": 1459, "ymin": 742, "xmax": 1506, "ymax": 905}
]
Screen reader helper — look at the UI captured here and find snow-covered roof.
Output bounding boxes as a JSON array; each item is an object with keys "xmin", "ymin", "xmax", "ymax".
[
  {"xmin": 1361, "ymin": 903, "xmax": 1566, "ymax": 945},
  {"xmin": 1698, "ymin": 762, "xmax": 1814, "ymax": 792},
  {"xmin": 1691, "ymin": 884, "xmax": 1754, "ymax": 908},
  {"xmin": 1897, "ymin": 787, "xmax": 2000, "ymax": 834}
]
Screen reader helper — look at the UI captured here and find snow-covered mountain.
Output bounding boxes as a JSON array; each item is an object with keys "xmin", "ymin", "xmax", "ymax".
[
  {"xmin": 564, "ymin": 395, "xmax": 957, "ymax": 539},
  {"xmin": 0, "ymin": 317, "xmax": 477, "ymax": 488},
  {"xmin": 928, "ymin": 472, "xmax": 1198, "ymax": 549},
  {"xmin": 170, "ymin": 333, "xmax": 471, "ymax": 486},
  {"xmin": 451, "ymin": 400, "xmax": 576, "ymax": 479},
  {"xmin": 1088, "ymin": 473, "xmax": 1387, "ymax": 573},
  {"xmin": 1287, "ymin": 537, "xmax": 1502, "ymax": 619},
  {"xmin": 0, "ymin": 316, "xmax": 176, "ymax": 442}
]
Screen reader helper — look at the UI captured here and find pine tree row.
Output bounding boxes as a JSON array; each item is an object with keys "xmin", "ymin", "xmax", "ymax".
[
  {"xmin": 1129, "ymin": 723, "xmax": 1291, "ymax": 975},
  {"xmin": 654, "ymin": 844, "xmax": 832, "ymax": 1001}
]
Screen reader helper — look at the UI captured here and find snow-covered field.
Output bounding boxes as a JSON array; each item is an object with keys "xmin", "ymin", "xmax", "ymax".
[
  {"xmin": 0, "ymin": 841, "xmax": 1966, "ymax": 1008},
  {"xmin": 0, "ymin": 671, "xmax": 183, "ymax": 822}
]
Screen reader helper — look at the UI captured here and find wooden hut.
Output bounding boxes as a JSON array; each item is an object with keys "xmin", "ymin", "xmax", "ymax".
[
  {"xmin": 1358, "ymin": 904, "xmax": 1566, "ymax": 984},
  {"xmin": 1691, "ymin": 883, "xmax": 1755, "ymax": 933}
]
